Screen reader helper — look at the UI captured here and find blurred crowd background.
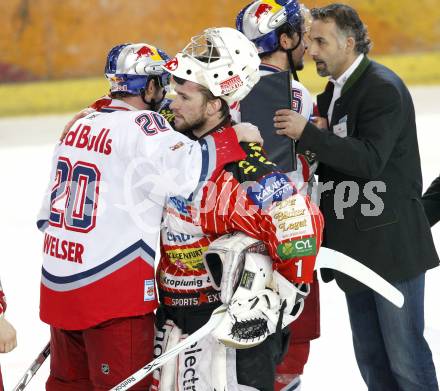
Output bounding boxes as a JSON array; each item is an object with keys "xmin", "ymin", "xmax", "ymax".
[{"xmin": 1, "ymin": 0, "xmax": 439, "ymax": 116}]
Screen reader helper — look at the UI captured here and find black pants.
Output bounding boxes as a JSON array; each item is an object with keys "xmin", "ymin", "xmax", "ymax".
[{"xmin": 156, "ymin": 304, "xmax": 289, "ymax": 391}]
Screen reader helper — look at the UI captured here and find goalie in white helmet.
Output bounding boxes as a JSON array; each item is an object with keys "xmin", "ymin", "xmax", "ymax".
[{"xmin": 150, "ymin": 27, "xmax": 323, "ymax": 391}]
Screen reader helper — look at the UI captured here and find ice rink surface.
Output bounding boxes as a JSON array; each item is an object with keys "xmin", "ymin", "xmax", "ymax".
[{"xmin": 0, "ymin": 85, "xmax": 439, "ymax": 390}]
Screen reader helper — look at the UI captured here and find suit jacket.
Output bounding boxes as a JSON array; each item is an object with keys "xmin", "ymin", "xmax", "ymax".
[
  {"xmin": 422, "ymin": 174, "xmax": 440, "ymax": 226},
  {"xmin": 297, "ymin": 56, "xmax": 439, "ymax": 293}
]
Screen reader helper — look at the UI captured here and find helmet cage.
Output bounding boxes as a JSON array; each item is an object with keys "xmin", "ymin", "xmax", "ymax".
[
  {"xmin": 181, "ymin": 31, "xmax": 234, "ymax": 70},
  {"xmin": 163, "ymin": 27, "xmax": 261, "ymax": 105}
]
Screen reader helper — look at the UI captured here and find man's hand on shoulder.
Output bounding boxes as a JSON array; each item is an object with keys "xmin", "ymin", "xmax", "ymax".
[
  {"xmin": 60, "ymin": 108, "xmax": 96, "ymax": 142},
  {"xmin": 233, "ymin": 122, "xmax": 264, "ymax": 145}
]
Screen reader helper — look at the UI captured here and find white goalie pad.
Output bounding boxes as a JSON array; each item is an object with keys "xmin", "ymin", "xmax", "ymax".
[
  {"xmin": 152, "ymin": 322, "xmax": 242, "ymax": 391},
  {"xmin": 203, "ymin": 232, "xmax": 267, "ymax": 304},
  {"xmin": 151, "ymin": 320, "xmax": 182, "ymax": 391}
]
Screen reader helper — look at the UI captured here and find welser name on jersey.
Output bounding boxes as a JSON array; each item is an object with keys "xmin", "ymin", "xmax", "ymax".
[
  {"xmin": 43, "ymin": 233, "xmax": 84, "ymax": 263},
  {"xmin": 64, "ymin": 123, "xmax": 113, "ymax": 155}
]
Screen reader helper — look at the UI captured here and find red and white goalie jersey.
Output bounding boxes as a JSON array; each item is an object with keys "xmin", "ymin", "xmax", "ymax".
[
  {"xmin": 158, "ymin": 122, "xmax": 324, "ymax": 310},
  {"xmin": 36, "ymin": 100, "xmax": 245, "ymax": 330}
]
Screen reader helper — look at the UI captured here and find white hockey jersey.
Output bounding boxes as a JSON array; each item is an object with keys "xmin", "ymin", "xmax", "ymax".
[{"xmin": 37, "ymin": 99, "xmax": 245, "ymax": 330}]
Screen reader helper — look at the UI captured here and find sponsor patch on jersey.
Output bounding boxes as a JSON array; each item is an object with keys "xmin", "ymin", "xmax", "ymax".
[
  {"xmin": 165, "ymin": 247, "xmax": 207, "ymax": 271},
  {"xmin": 165, "ymin": 232, "xmax": 194, "ymax": 244},
  {"xmin": 277, "ymin": 238, "xmax": 317, "ymax": 260},
  {"xmin": 144, "ymin": 279, "xmax": 155, "ymax": 301},
  {"xmin": 162, "ymin": 291, "xmax": 221, "ymax": 307},
  {"xmin": 168, "ymin": 196, "xmax": 190, "ymax": 217},
  {"xmin": 271, "ymin": 195, "xmax": 314, "ymax": 240},
  {"xmin": 160, "ymin": 271, "xmax": 211, "ymax": 291},
  {"xmin": 247, "ymin": 172, "xmax": 295, "ymax": 209}
]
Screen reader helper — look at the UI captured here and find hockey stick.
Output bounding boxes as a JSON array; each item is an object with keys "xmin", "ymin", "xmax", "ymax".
[
  {"xmin": 109, "ymin": 304, "xmax": 227, "ymax": 391},
  {"xmin": 316, "ymin": 247, "xmax": 404, "ymax": 308},
  {"xmin": 112, "ymin": 247, "xmax": 403, "ymax": 390},
  {"xmin": 12, "ymin": 342, "xmax": 50, "ymax": 391}
]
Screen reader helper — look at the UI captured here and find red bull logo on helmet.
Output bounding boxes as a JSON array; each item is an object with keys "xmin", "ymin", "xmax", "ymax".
[
  {"xmin": 254, "ymin": 3, "xmax": 274, "ymax": 21},
  {"xmin": 135, "ymin": 45, "xmax": 155, "ymax": 59}
]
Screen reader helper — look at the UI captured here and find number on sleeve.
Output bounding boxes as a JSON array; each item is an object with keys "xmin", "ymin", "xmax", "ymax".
[{"xmin": 291, "ymin": 88, "xmax": 303, "ymax": 114}]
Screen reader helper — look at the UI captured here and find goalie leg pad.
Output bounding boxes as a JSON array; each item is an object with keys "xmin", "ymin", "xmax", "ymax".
[
  {"xmin": 203, "ymin": 232, "xmax": 266, "ymax": 304},
  {"xmin": 176, "ymin": 334, "xmax": 244, "ymax": 391},
  {"xmin": 152, "ymin": 319, "xmax": 244, "ymax": 391},
  {"xmin": 150, "ymin": 319, "xmax": 181, "ymax": 391}
]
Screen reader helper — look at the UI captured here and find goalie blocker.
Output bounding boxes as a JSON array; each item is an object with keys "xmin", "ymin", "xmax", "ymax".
[{"xmin": 204, "ymin": 232, "xmax": 310, "ymax": 349}]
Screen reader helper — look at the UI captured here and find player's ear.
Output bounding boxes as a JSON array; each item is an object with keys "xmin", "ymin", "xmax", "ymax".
[
  {"xmin": 345, "ymin": 36, "xmax": 356, "ymax": 53},
  {"xmin": 145, "ymin": 78, "xmax": 157, "ymax": 95},
  {"xmin": 279, "ymin": 32, "xmax": 293, "ymax": 50},
  {"xmin": 206, "ymin": 98, "xmax": 222, "ymax": 116}
]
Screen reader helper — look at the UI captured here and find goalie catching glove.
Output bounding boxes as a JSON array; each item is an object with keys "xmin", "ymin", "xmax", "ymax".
[{"xmin": 204, "ymin": 233, "xmax": 310, "ymax": 349}]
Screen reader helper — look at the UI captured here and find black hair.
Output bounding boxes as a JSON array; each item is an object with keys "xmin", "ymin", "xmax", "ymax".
[{"xmin": 311, "ymin": 3, "xmax": 372, "ymax": 54}]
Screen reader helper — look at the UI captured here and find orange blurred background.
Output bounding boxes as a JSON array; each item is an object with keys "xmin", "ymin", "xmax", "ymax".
[{"xmin": 1, "ymin": 0, "xmax": 439, "ymax": 82}]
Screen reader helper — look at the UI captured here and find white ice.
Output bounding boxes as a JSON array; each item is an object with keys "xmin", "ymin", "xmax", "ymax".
[{"xmin": 0, "ymin": 86, "xmax": 439, "ymax": 390}]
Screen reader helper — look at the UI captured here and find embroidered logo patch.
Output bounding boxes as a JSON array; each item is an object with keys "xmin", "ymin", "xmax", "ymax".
[
  {"xmin": 144, "ymin": 279, "xmax": 155, "ymax": 301},
  {"xmin": 239, "ymin": 269, "xmax": 255, "ymax": 290},
  {"xmin": 101, "ymin": 363, "xmax": 110, "ymax": 375},
  {"xmin": 247, "ymin": 172, "xmax": 295, "ymax": 209},
  {"xmin": 277, "ymin": 238, "xmax": 317, "ymax": 260}
]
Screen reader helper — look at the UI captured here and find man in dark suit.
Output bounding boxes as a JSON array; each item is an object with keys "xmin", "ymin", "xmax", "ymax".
[
  {"xmin": 423, "ymin": 175, "xmax": 440, "ymax": 226},
  {"xmin": 273, "ymin": 3, "xmax": 439, "ymax": 390}
]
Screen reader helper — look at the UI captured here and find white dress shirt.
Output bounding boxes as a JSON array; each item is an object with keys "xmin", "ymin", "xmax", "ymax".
[{"xmin": 327, "ymin": 54, "xmax": 364, "ymax": 124}]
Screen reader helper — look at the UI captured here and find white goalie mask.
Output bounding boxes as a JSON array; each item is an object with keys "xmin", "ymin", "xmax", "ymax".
[{"xmin": 162, "ymin": 27, "xmax": 261, "ymax": 105}]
